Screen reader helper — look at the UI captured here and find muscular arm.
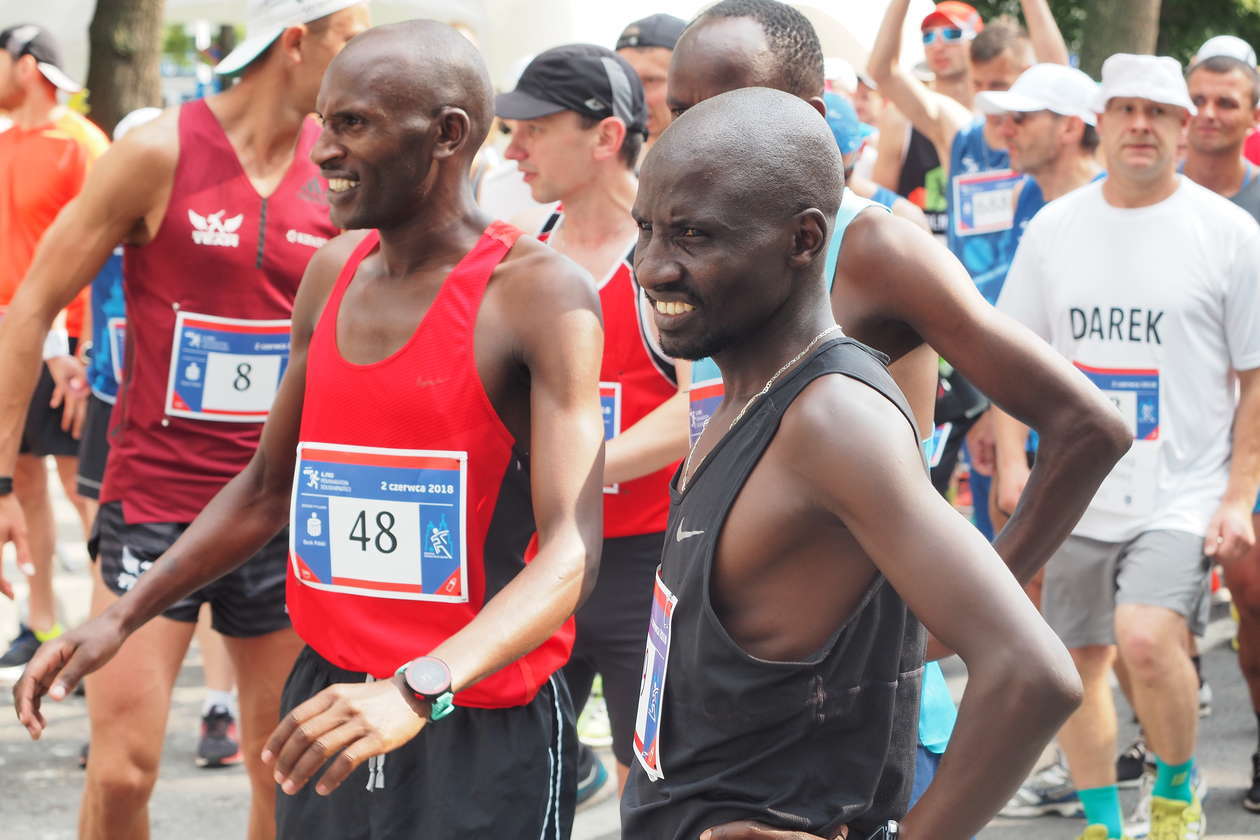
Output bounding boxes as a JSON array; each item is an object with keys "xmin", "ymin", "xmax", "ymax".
[
  {"xmin": 1021, "ymin": 0, "xmax": 1070, "ymax": 65},
  {"xmin": 430, "ymin": 262, "xmax": 606, "ymax": 693},
  {"xmin": 606, "ymin": 359, "xmax": 691, "ymax": 486},
  {"xmin": 791, "ymin": 379, "xmax": 1081, "ymax": 839},
  {"xmin": 842, "ymin": 213, "xmax": 1130, "ymax": 583},
  {"xmin": 866, "ymin": 0, "xmax": 972, "ymax": 168}
]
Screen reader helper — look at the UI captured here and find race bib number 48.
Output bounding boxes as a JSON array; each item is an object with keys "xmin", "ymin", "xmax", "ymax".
[
  {"xmin": 633, "ymin": 568, "xmax": 678, "ymax": 782},
  {"xmin": 290, "ymin": 442, "xmax": 469, "ymax": 602},
  {"xmin": 164, "ymin": 312, "xmax": 290, "ymax": 422}
]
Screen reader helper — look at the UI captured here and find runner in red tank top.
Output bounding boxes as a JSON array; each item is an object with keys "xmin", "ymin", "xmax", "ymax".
[
  {"xmin": 497, "ymin": 44, "xmax": 691, "ymax": 798},
  {"xmin": 0, "ymin": 4, "xmax": 370, "ymax": 837},
  {"xmin": 15, "ymin": 21, "xmax": 606, "ymax": 840}
]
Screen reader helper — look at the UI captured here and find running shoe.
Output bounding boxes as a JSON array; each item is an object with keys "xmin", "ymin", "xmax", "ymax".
[
  {"xmin": 196, "ymin": 705, "xmax": 243, "ymax": 768},
  {"xmin": 575, "ymin": 743, "xmax": 609, "ymax": 808},
  {"xmin": 1147, "ymin": 793, "xmax": 1204, "ymax": 840},
  {"xmin": 1116, "ymin": 734, "xmax": 1150, "ymax": 789},
  {"xmin": 0, "ymin": 624, "xmax": 39, "ymax": 668},
  {"xmin": 1197, "ymin": 681, "xmax": 1212, "ymax": 718},
  {"xmin": 1075, "ymin": 825, "xmax": 1131, "ymax": 840},
  {"xmin": 1124, "ymin": 765, "xmax": 1207, "ymax": 839},
  {"xmin": 999, "ymin": 756, "xmax": 1083, "ymax": 818},
  {"xmin": 577, "ymin": 676, "xmax": 614, "ymax": 749},
  {"xmin": 1244, "ymin": 752, "xmax": 1260, "ymax": 813}
]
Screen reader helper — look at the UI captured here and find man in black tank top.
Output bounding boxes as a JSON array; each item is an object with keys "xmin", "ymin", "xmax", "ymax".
[{"xmin": 622, "ymin": 86, "xmax": 1080, "ymax": 840}]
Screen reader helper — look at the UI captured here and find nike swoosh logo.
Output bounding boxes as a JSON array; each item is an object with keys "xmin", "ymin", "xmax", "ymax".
[{"xmin": 675, "ymin": 520, "xmax": 704, "ymax": 542}]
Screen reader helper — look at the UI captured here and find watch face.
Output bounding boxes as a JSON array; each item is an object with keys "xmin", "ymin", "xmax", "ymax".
[{"xmin": 405, "ymin": 657, "xmax": 451, "ymax": 696}]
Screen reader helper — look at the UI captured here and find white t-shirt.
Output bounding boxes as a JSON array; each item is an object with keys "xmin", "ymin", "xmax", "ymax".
[{"xmin": 999, "ymin": 177, "xmax": 1260, "ymax": 542}]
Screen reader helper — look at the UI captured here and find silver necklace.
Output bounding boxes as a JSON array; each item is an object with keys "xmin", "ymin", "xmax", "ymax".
[{"xmin": 680, "ymin": 324, "xmax": 842, "ymax": 491}]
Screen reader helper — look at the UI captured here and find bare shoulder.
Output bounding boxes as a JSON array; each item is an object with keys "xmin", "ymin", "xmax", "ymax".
[
  {"xmin": 105, "ymin": 106, "xmax": 182, "ymax": 177},
  {"xmin": 292, "ymin": 230, "xmax": 374, "ymax": 332},
  {"xmin": 495, "ymin": 234, "xmax": 600, "ymax": 313},
  {"xmin": 840, "ymin": 210, "xmax": 976, "ymax": 307}
]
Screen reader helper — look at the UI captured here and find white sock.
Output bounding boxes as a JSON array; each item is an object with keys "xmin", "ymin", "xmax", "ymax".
[{"xmin": 202, "ymin": 689, "xmax": 237, "ymax": 718}]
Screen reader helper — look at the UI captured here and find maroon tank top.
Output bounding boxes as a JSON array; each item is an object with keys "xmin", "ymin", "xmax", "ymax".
[
  {"xmin": 287, "ymin": 222, "xmax": 574, "ymax": 707},
  {"xmin": 102, "ymin": 99, "xmax": 337, "ymax": 523}
]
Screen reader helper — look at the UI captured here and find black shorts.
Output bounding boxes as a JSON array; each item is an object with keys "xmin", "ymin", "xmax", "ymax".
[
  {"xmin": 75, "ymin": 394, "xmax": 113, "ymax": 500},
  {"xmin": 19, "ymin": 359, "xmax": 80, "ymax": 457},
  {"xmin": 276, "ymin": 646, "xmax": 576, "ymax": 840},
  {"xmin": 90, "ymin": 500, "xmax": 290, "ymax": 638},
  {"xmin": 562, "ymin": 530, "xmax": 662, "ymax": 767}
]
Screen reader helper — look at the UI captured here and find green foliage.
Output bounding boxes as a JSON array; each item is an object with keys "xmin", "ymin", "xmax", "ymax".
[
  {"xmin": 968, "ymin": 0, "xmax": 1260, "ymax": 68},
  {"xmin": 162, "ymin": 22, "xmax": 195, "ymax": 70}
]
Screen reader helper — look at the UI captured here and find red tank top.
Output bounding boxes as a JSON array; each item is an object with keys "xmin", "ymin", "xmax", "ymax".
[
  {"xmin": 287, "ymin": 222, "xmax": 573, "ymax": 707},
  {"xmin": 101, "ymin": 99, "xmax": 336, "ymax": 523},
  {"xmin": 538, "ymin": 210, "xmax": 677, "ymax": 537}
]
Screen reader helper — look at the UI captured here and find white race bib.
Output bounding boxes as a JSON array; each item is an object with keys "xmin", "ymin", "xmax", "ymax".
[
  {"xmin": 164, "ymin": 311, "xmax": 290, "ymax": 422},
  {"xmin": 952, "ymin": 169, "xmax": 1020, "ymax": 237},
  {"xmin": 1076, "ymin": 362, "xmax": 1161, "ymax": 516},
  {"xmin": 633, "ymin": 568, "xmax": 677, "ymax": 782},
  {"xmin": 289, "ymin": 442, "xmax": 469, "ymax": 602}
]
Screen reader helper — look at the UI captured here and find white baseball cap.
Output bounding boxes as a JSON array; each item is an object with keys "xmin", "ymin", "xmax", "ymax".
[
  {"xmin": 976, "ymin": 63, "xmax": 1099, "ymax": 126},
  {"xmin": 1195, "ymin": 35, "xmax": 1256, "ymax": 67},
  {"xmin": 214, "ymin": 0, "xmax": 361, "ymax": 77},
  {"xmin": 1093, "ymin": 53, "xmax": 1197, "ymax": 116}
]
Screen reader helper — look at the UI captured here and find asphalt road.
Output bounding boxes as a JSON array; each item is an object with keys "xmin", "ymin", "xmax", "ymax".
[{"xmin": 1, "ymin": 468, "xmax": 1256, "ymax": 840}]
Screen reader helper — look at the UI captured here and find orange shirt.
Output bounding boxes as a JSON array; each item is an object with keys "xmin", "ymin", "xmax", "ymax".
[{"xmin": 0, "ymin": 108, "xmax": 109, "ymax": 337}]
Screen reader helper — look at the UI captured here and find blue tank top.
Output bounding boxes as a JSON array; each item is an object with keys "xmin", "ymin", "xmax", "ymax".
[
  {"xmin": 947, "ymin": 120, "xmax": 1035, "ymax": 305},
  {"xmin": 87, "ymin": 248, "xmax": 126, "ymax": 403},
  {"xmin": 686, "ymin": 193, "xmax": 958, "ymax": 752}
]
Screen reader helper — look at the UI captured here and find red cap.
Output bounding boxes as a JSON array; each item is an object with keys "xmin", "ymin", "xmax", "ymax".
[{"xmin": 921, "ymin": 1, "xmax": 984, "ymax": 33}]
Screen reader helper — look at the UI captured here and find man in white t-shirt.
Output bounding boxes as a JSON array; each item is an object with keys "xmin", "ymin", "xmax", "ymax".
[{"xmin": 997, "ymin": 54, "xmax": 1260, "ymax": 840}]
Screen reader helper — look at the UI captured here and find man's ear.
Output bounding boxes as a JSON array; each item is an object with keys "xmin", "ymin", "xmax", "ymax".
[
  {"xmin": 592, "ymin": 116, "xmax": 629, "ymax": 163},
  {"xmin": 432, "ymin": 107, "xmax": 473, "ymax": 160},
  {"xmin": 278, "ymin": 24, "xmax": 308, "ymax": 66},
  {"xmin": 788, "ymin": 208, "xmax": 828, "ymax": 268}
]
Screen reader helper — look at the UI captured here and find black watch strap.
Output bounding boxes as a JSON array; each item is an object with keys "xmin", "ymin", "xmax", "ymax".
[{"xmin": 0, "ymin": 476, "xmax": 13, "ymax": 497}]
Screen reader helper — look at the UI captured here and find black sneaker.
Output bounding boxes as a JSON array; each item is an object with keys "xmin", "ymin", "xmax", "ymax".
[
  {"xmin": 0, "ymin": 625, "xmax": 40, "ymax": 668},
  {"xmin": 196, "ymin": 705, "xmax": 243, "ymax": 768},
  {"xmin": 575, "ymin": 742, "xmax": 609, "ymax": 808},
  {"xmin": 1245, "ymin": 752, "xmax": 1260, "ymax": 813},
  {"xmin": 1116, "ymin": 734, "xmax": 1150, "ymax": 789}
]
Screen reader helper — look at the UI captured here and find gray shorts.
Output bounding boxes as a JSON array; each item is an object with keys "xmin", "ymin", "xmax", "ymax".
[{"xmin": 1042, "ymin": 530, "xmax": 1211, "ymax": 648}]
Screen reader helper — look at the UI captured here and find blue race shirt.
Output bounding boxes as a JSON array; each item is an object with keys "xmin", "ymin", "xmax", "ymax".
[
  {"xmin": 947, "ymin": 119, "xmax": 1035, "ymax": 305},
  {"xmin": 87, "ymin": 247, "xmax": 126, "ymax": 403}
]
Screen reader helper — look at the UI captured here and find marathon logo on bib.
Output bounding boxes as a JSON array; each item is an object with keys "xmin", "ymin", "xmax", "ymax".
[
  {"xmin": 188, "ymin": 209, "xmax": 243, "ymax": 248},
  {"xmin": 688, "ymin": 356, "xmax": 724, "ymax": 447},
  {"xmin": 290, "ymin": 442, "xmax": 468, "ymax": 602},
  {"xmin": 1075, "ymin": 362, "xmax": 1160, "ymax": 440},
  {"xmin": 633, "ymin": 568, "xmax": 677, "ymax": 782},
  {"xmin": 952, "ymin": 169, "xmax": 1020, "ymax": 237},
  {"xmin": 107, "ymin": 317, "xmax": 126, "ymax": 384},
  {"xmin": 601, "ymin": 382, "xmax": 622, "ymax": 495},
  {"xmin": 1075, "ymin": 362, "xmax": 1160, "ymax": 516},
  {"xmin": 164, "ymin": 312, "xmax": 290, "ymax": 422}
]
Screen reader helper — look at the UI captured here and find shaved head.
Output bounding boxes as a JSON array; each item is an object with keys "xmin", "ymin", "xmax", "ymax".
[
  {"xmin": 330, "ymin": 19, "xmax": 495, "ymax": 156},
  {"xmin": 648, "ymin": 86, "xmax": 841, "ymax": 223}
]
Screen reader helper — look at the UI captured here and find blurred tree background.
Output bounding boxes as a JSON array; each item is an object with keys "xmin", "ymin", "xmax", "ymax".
[{"xmin": 971, "ymin": 0, "xmax": 1260, "ymax": 75}]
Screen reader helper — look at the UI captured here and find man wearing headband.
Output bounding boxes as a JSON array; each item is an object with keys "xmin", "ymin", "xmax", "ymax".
[
  {"xmin": 0, "ymin": 2, "xmax": 369, "ymax": 836},
  {"xmin": 497, "ymin": 43, "xmax": 690, "ymax": 808},
  {"xmin": 997, "ymin": 53, "xmax": 1260, "ymax": 840}
]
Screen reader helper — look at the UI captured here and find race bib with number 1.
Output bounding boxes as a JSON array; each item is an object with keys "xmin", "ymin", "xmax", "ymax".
[
  {"xmin": 289, "ymin": 442, "xmax": 469, "ymax": 602},
  {"xmin": 164, "ymin": 311, "xmax": 290, "ymax": 422}
]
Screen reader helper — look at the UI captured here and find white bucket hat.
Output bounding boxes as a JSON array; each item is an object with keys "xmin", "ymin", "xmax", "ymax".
[
  {"xmin": 976, "ymin": 63, "xmax": 1099, "ymax": 126},
  {"xmin": 214, "ymin": 0, "xmax": 361, "ymax": 77},
  {"xmin": 1093, "ymin": 53, "xmax": 1196, "ymax": 116},
  {"xmin": 1195, "ymin": 35, "xmax": 1256, "ymax": 67}
]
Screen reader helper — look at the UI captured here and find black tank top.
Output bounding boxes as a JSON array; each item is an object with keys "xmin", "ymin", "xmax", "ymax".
[
  {"xmin": 621, "ymin": 337, "xmax": 926, "ymax": 840},
  {"xmin": 897, "ymin": 127, "xmax": 948, "ymax": 238}
]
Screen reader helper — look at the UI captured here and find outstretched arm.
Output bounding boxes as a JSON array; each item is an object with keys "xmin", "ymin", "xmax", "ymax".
[
  {"xmin": 1021, "ymin": 0, "xmax": 1070, "ymax": 65},
  {"xmin": 866, "ymin": 0, "xmax": 972, "ymax": 165}
]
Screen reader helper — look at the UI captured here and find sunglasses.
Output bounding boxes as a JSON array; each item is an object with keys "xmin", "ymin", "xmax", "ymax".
[
  {"xmin": 922, "ymin": 27, "xmax": 967, "ymax": 45},
  {"xmin": 1009, "ymin": 110, "xmax": 1055, "ymax": 125}
]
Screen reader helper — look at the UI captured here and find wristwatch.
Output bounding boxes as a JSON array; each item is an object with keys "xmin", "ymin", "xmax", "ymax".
[
  {"xmin": 395, "ymin": 656, "xmax": 455, "ymax": 721},
  {"xmin": 862, "ymin": 820, "xmax": 899, "ymax": 840},
  {"xmin": 0, "ymin": 476, "xmax": 12, "ymax": 497}
]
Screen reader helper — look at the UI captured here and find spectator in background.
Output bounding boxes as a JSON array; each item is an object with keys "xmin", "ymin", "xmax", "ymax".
[
  {"xmin": 615, "ymin": 13, "xmax": 686, "ymax": 160},
  {"xmin": 823, "ymin": 91, "xmax": 929, "ymax": 229}
]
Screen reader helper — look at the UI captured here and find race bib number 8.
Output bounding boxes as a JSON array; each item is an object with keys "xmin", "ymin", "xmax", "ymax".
[
  {"xmin": 164, "ymin": 311, "xmax": 290, "ymax": 422},
  {"xmin": 290, "ymin": 442, "xmax": 469, "ymax": 602},
  {"xmin": 633, "ymin": 568, "xmax": 678, "ymax": 782}
]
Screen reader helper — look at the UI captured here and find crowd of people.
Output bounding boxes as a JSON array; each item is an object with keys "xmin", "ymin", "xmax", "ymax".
[{"xmin": 0, "ymin": 1, "xmax": 1257, "ymax": 839}]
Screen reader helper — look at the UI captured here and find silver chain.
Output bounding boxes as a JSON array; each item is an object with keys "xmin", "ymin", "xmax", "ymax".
[{"xmin": 680, "ymin": 325, "xmax": 842, "ymax": 491}]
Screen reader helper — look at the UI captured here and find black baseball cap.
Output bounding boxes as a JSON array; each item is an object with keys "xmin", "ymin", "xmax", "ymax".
[
  {"xmin": 0, "ymin": 24, "xmax": 81, "ymax": 93},
  {"xmin": 616, "ymin": 13, "xmax": 687, "ymax": 51},
  {"xmin": 495, "ymin": 44, "xmax": 648, "ymax": 137}
]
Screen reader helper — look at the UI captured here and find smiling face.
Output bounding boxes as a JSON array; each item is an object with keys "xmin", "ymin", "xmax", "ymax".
[
  {"xmin": 1098, "ymin": 96, "xmax": 1188, "ymax": 187},
  {"xmin": 1187, "ymin": 66, "xmax": 1259, "ymax": 156}
]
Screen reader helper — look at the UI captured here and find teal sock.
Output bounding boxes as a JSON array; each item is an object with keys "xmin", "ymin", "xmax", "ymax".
[
  {"xmin": 1153, "ymin": 757, "xmax": 1195, "ymax": 802},
  {"xmin": 1078, "ymin": 785, "xmax": 1123, "ymax": 839}
]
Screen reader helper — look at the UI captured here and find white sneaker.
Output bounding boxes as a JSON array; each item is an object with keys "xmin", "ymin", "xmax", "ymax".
[{"xmin": 999, "ymin": 757, "xmax": 1083, "ymax": 818}]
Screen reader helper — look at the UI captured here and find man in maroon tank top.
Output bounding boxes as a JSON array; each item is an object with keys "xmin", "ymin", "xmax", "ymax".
[
  {"xmin": 0, "ymin": 2, "xmax": 369, "ymax": 838},
  {"xmin": 16, "ymin": 20, "xmax": 606, "ymax": 840},
  {"xmin": 497, "ymin": 44, "xmax": 690, "ymax": 800}
]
